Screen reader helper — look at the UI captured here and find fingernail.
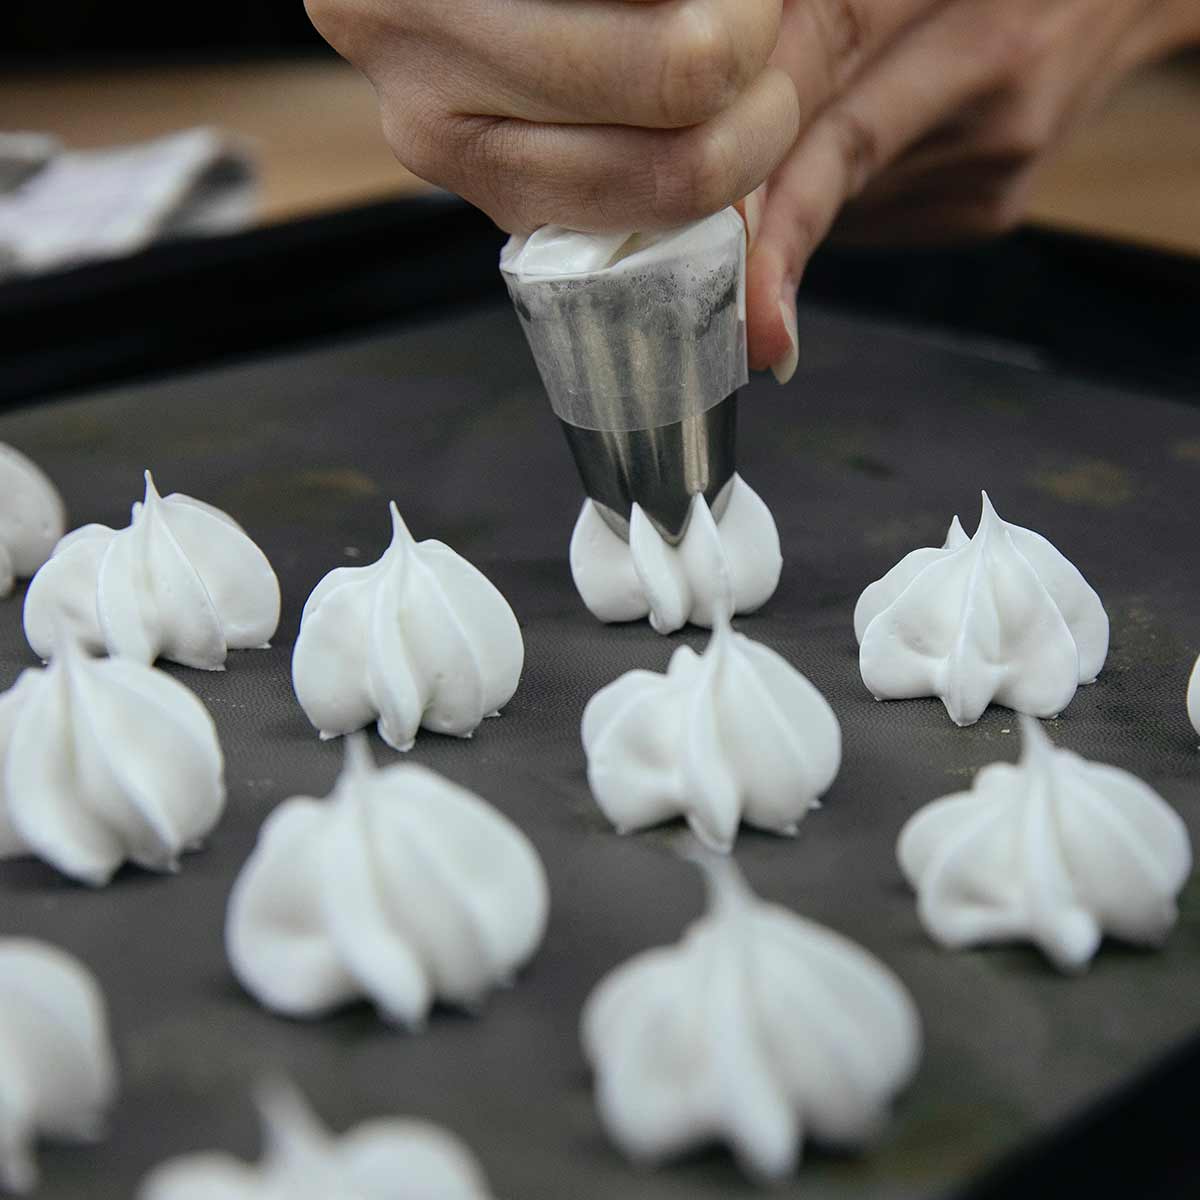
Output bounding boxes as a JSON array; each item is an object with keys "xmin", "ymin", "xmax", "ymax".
[
  {"xmin": 771, "ymin": 295, "xmax": 799, "ymax": 385},
  {"xmin": 743, "ymin": 187, "xmax": 764, "ymax": 246}
]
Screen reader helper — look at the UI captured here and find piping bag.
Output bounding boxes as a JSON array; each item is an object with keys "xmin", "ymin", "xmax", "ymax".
[{"xmin": 500, "ymin": 208, "xmax": 747, "ymax": 545}]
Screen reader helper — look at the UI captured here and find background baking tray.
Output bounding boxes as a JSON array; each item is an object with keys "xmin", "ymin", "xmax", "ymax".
[{"xmin": 1, "ymin": 292, "xmax": 1199, "ymax": 1199}]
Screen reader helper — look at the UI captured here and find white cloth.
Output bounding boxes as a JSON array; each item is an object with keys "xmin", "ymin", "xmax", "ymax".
[{"xmin": 0, "ymin": 128, "xmax": 256, "ymax": 278}]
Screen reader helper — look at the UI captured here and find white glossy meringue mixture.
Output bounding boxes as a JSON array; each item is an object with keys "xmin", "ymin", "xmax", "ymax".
[
  {"xmin": 855, "ymin": 493, "xmax": 1109, "ymax": 726},
  {"xmin": 139, "ymin": 1079, "xmax": 495, "ymax": 1200},
  {"xmin": 0, "ymin": 634, "xmax": 225, "ymax": 886},
  {"xmin": 226, "ymin": 736, "xmax": 548, "ymax": 1027},
  {"xmin": 570, "ymin": 475, "xmax": 781, "ymax": 635},
  {"xmin": 581, "ymin": 858, "xmax": 921, "ymax": 1181},
  {"xmin": 582, "ymin": 616, "xmax": 840, "ymax": 852},
  {"xmin": 0, "ymin": 939, "xmax": 118, "ymax": 1195},
  {"xmin": 24, "ymin": 470, "xmax": 280, "ymax": 670},
  {"xmin": 0, "ymin": 443, "xmax": 65, "ymax": 599},
  {"xmin": 898, "ymin": 715, "xmax": 1191, "ymax": 972},
  {"xmin": 292, "ymin": 503, "xmax": 523, "ymax": 752}
]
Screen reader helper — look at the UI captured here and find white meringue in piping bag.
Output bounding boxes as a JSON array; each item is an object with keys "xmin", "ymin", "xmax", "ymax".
[
  {"xmin": 581, "ymin": 857, "xmax": 921, "ymax": 1181},
  {"xmin": 292, "ymin": 503, "xmax": 523, "ymax": 752},
  {"xmin": 570, "ymin": 474, "xmax": 781, "ymax": 635},
  {"xmin": 0, "ymin": 443, "xmax": 66, "ymax": 600},
  {"xmin": 855, "ymin": 493, "xmax": 1108, "ymax": 725},
  {"xmin": 0, "ymin": 632, "xmax": 226, "ymax": 886},
  {"xmin": 24, "ymin": 470, "xmax": 280, "ymax": 670},
  {"xmin": 898, "ymin": 715, "xmax": 1191, "ymax": 973},
  {"xmin": 139, "ymin": 1078, "xmax": 495, "ymax": 1200},
  {"xmin": 226, "ymin": 735, "xmax": 548, "ymax": 1026},
  {"xmin": 582, "ymin": 615, "xmax": 840, "ymax": 852},
  {"xmin": 0, "ymin": 939, "xmax": 118, "ymax": 1194}
]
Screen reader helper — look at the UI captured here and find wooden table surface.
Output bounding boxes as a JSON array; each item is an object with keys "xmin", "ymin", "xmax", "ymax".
[{"xmin": 3, "ymin": 53, "xmax": 1199, "ymax": 254}]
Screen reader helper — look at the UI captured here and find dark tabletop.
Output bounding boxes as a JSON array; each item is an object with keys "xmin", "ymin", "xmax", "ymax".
[{"xmin": 1, "ymin": 299, "xmax": 1199, "ymax": 1199}]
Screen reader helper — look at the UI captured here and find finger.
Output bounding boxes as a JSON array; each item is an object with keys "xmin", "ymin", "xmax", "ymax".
[
  {"xmin": 395, "ymin": 66, "xmax": 800, "ymax": 232},
  {"xmin": 770, "ymin": 0, "xmax": 941, "ymax": 123},
  {"xmin": 371, "ymin": 0, "xmax": 783, "ymax": 130},
  {"xmin": 734, "ymin": 182, "xmax": 768, "ymax": 246},
  {"xmin": 747, "ymin": 0, "xmax": 1020, "ymax": 374}
]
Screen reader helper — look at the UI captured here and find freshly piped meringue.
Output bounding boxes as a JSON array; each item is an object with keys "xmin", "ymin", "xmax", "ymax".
[
  {"xmin": 24, "ymin": 470, "xmax": 279, "ymax": 670},
  {"xmin": 0, "ymin": 443, "xmax": 66, "ymax": 599},
  {"xmin": 226, "ymin": 735, "xmax": 548, "ymax": 1026},
  {"xmin": 292, "ymin": 504, "xmax": 523, "ymax": 752},
  {"xmin": 0, "ymin": 939, "xmax": 118, "ymax": 1194},
  {"xmin": 139, "ymin": 1079, "xmax": 495, "ymax": 1200},
  {"xmin": 855, "ymin": 493, "xmax": 1108, "ymax": 726},
  {"xmin": 898, "ymin": 715, "xmax": 1191, "ymax": 973},
  {"xmin": 581, "ymin": 857, "xmax": 921, "ymax": 1181},
  {"xmin": 0, "ymin": 632, "xmax": 225, "ymax": 886},
  {"xmin": 582, "ymin": 616, "xmax": 840, "ymax": 852},
  {"xmin": 570, "ymin": 474, "xmax": 781, "ymax": 635},
  {"xmin": 1188, "ymin": 655, "xmax": 1200, "ymax": 742}
]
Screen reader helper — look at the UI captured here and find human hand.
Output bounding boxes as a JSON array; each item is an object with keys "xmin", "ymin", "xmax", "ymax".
[
  {"xmin": 305, "ymin": 0, "xmax": 801, "ymax": 232},
  {"xmin": 748, "ymin": 0, "xmax": 1200, "ymax": 381}
]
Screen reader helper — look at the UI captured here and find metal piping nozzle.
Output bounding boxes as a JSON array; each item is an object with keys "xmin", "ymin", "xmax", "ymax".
[{"xmin": 501, "ymin": 209, "xmax": 748, "ymax": 544}]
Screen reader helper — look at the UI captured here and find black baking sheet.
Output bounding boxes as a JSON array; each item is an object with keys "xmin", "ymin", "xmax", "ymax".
[{"xmin": 1, "ymin": 299, "xmax": 1199, "ymax": 1199}]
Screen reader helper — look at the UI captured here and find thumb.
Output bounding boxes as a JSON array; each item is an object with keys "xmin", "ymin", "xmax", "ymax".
[{"xmin": 746, "ymin": 0, "xmax": 1001, "ymax": 384}]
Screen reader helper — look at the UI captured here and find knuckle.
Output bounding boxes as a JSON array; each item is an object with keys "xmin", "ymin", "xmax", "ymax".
[
  {"xmin": 812, "ymin": 0, "xmax": 871, "ymax": 80},
  {"xmin": 976, "ymin": 14, "xmax": 1052, "ymax": 80},
  {"xmin": 384, "ymin": 102, "xmax": 460, "ymax": 188},
  {"xmin": 653, "ymin": 4, "xmax": 746, "ymax": 126},
  {"xmin": 653, "ymin": 124, "xmax": 742, "ymax": 223},
  {"xmin": 994, "ymin": 105, "xmax": 1056, "ymax": 161},
  {"xmin": 826, "ymin": 106, "xmax": 880, "ymax": 196}
]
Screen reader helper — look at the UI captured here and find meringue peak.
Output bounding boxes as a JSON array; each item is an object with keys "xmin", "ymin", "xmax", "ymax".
[
  {"xmin": 253, "ymin": 1078, "xmax": 335, "ymax": 1169},
  {"xmin": 387, "ymin": 499, "xmax": 416, "ymax": 549},
  {"xmin": 138, "ymin": 1078, "xmax": 497, "ymax": 1199},
  {"xmin": 337, "ymin": 731, "xmax": 378, "ymax": 786}
]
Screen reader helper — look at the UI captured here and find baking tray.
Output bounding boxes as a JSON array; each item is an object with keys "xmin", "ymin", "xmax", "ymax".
[{"xmin": 2, "ymin": 294, "xmax": 1200, "ymax": 1199}]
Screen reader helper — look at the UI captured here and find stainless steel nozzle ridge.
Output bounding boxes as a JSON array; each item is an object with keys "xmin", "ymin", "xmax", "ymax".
[{"xmin": 500, "ymin": 210, "xmax": 748, "ymax": 544}]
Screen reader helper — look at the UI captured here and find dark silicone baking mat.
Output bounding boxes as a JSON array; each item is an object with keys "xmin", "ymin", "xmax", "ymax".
[{"xmin": 1, "ymin": 300, "xmax": 1198, "ymax": 1199}]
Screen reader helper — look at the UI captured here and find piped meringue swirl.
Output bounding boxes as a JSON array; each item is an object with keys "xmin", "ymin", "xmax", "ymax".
[
  {"xmin": 226, "ymin": 736, "xmax": 549, "ymax": 1026},
  {"xmin": 582, "ymin": 616, "xmax": 840, "ymax": 852},
  {"xmin": 581, "ymin": 857, "xmax": 921, "ymax": 1181},
  {"xmin": 24, "ymin": 470, "xmax": 280, "ymax": 670},
  {"xmin": 139, "ymin": 1079, "xmax": 495, "ymax": 1200},
  {"xmin": 292, "ymin": 503, "xmax": 524, "ymax": 752},
  {"xmin": 0, "ymin": 939, "xmax": 118, "ymax": 1195},
  {"xmin": 0, "ymin": 443, "xmax": 66, "ymax": 599},
  {"xmin": 0, "ymin": 633, "xmax": 226, "ymax": 886},
  {"xmin": 570, "ymin": 474, "xmax": 781, "ymax": 635},
  {"xmin": 855, "ymin": 493, "xmax": 1108, "ymax": 725},
  {"xmin": 898, "ymin": 715, "xmax": 1192, "ymax": 972}
]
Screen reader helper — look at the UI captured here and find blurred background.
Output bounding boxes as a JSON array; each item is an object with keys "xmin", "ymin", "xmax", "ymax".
[{"xmin": 3, "ymin": 2, "xmax": 1198, "ymax": 249}]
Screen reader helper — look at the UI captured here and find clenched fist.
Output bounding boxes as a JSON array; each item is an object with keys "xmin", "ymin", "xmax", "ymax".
[
  {"xmin": 307, "ymin": 0, "xmax": 1200, "ymax": 382},
  {"xmin": 306, "ymin": 0, "xmax": 801, "ymax": 231}
]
